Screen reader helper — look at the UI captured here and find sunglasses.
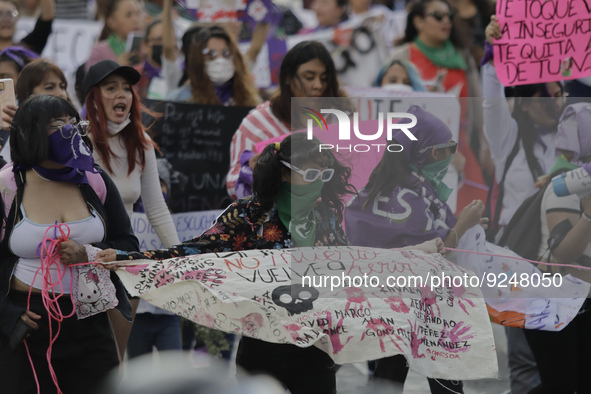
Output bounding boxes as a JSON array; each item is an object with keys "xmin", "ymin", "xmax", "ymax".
[
  {"xmin": 418, "ymin": 140, "xmax": 457, "ymax": 154},
  {"xmin": 281, "ymin": 160, "xmax": 335, "ymax": 183},
  {"xmin": 202, "ymin": 48, "xmax": 232, "ymax": 61},
  {"xmin": 48, "ymin": 120, "xmax": 90, "ymax": 139},
  {"xmin": 425, "ymin": 10, "xmax": 455, "ymax": 22}
]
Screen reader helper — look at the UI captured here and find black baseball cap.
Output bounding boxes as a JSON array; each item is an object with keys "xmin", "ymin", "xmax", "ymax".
[{"xmin": 82, "ymin": 60, "xmax": 141, "ymax": 102}]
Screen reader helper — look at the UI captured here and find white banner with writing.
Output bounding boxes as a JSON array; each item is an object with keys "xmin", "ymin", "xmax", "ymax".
[
  {"xmin": 131, "ymin": 210, "xmax": 223, "ymax": 250},
  {"xmin": 114, "ymin": 246, "xmax": 498, "ymax": 380},
  {"xmin": 456, "ymin": 226, "xmax": 590, "ymax": 331},
  {"xmin": 15, "ymin": 18, "xmax": 102, "ymax": 74}
]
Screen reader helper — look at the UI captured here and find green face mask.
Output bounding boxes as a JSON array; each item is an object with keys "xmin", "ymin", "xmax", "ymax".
[
  {"xmin": 413, "ymin": 156, "xmax": 453, "ymax": 201},
  {"xmin": 276, "ymin": 181, "xmax": 323, "ymax": 247},
  {"xmin": 548, "ymin": 155, "xmax": 580, "ymax": 175}
]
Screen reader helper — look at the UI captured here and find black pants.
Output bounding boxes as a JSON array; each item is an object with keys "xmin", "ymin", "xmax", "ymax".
[
  {"xmin": 373, "ymin": 355, "xmax": 464, "ymax": 394},
  {"xmin": 0, "ymin": 290, "xmax": 119, "ymax": 394},
  {"xmin": 524, "ymin": 307, "xmax": 591, "ymax": 394},
  {"xmin": 236, "ymin": 337, "xmax": 336, "ymax": 394}
]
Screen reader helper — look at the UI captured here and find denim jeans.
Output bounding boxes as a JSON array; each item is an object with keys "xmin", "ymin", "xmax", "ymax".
[{"xmin": 127, "ymin": 313, "xmax": 182, "ymax": 358}]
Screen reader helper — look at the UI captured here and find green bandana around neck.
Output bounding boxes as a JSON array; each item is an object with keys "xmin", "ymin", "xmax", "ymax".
[
  {"xmin": 276, "ymin": 181, "xmax": 323, "ymax": 247},
  {"xmin": 548, "ymin": 155, "xmax": 580, "ymax": 176},
  {"xmin": 412, "ymin": 155, "xmax": 454, "ymax": 201},
  {"xmin": 414, "ymin": 38, "xmax": 467, "ymax": 70},
  {"xmin": 107, "ymin": 34, "xmax": 127, "ymax": 57}
]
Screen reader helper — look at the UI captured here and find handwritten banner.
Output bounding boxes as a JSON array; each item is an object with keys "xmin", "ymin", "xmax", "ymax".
[
  {"xmin": 494, "ymin": 0, "xmax": 591, "ymax": 86},
  {"xmin": 131, "ymin": 210, "xmax": 223, "ymax": 250},
  {"xmin": 456, "ymin": 226, "xmax": 589, "ymax": 331},
  {"xmin": 144, "ymin": 100, "xmax": 252, "ymax": 212},
  {"xmin": 114, "ymin": 246, "xmax": 498, "ymax": 379}
]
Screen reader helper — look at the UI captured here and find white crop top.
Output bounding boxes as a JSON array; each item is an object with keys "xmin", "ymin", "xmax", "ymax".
[{"xmin": 11, "ymin": 204, "xmax": 105, "ymax": 293}]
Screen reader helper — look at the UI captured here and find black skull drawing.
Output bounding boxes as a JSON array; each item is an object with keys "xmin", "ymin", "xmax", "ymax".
[{"xmin": 272, "ymin": 284, "xmax": 319, "ymax": 316}]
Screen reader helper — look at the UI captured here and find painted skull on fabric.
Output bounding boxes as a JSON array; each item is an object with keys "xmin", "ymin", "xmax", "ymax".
[{"xmin": 272, "ymin": 284, "xmax": 319, "ymax": 316}]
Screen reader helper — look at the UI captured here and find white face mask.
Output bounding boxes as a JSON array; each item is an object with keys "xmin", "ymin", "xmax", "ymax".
[
  {"xmin": 107, "ymin": 114, "xmax": 131, "ymax": 135},
  {"xmin": 381, "ymin": 83, "xmax": 414, "ymax": 93},
  {"xmin": 206, "ymin": 58, "xmax": 235, "ymax": 86}
]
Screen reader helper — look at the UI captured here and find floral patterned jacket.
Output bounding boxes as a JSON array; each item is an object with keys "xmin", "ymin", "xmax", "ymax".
[{"xmin": 117, "ymin": 196, "xmax": 349, "ymax": 261}]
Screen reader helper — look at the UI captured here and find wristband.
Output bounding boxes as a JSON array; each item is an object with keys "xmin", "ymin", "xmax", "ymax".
[
  {"xmin": 582, "ymin": 212, "xmax": 591, "ymax": 224},
  {"xmin": 480, "ymin": 41, "xmax": 494, "ymax": 67}
]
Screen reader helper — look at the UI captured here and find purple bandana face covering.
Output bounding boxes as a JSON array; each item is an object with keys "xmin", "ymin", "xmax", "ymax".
[
  {"xmin": 32, "ymin": 124, "xmax": 100, "ymax": 183},
  {"xmin": 47, "ymin": 124, "xmax": 96, "ymax": 172}
]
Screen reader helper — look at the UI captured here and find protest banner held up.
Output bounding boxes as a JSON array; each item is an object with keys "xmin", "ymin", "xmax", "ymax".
[
  {"xmin": 494, "ymin": 0, "xmax": 591, "ymax": 86},
  {"xmin": 456, "ymin": 226, "xmax": 590, "ymax": 331},
  {"xmin": 15, "ymin": 18, "xmax": 102, "ymax": 74},
  {"xmin": 145, "ymin": 100, "xmax": 252, "ymax": 213},
  {"xmin": 131, "ymin": 210, "xmax": 223, "ymax": 250},
  {"xmin": 114, "ymin": 246, "xmax": 498, "ymax": 379}
]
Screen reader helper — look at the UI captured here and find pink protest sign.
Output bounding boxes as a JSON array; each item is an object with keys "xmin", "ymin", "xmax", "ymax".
[{"xmin": 494, "ymin": 0, "xmax": 591, "ymax": 86}]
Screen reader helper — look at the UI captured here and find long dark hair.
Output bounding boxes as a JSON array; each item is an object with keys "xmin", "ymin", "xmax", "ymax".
[
  {"xmin": 11, "ymin": 95, "xmax": 91, "ymax": 167},
  {"xmin": 403, "ymin": 0, "xmax": 464, "ymax": 48},
  {"xmin": 508, "ymin": 83, "xmax": 563, "ymax": 181},
  {"xmin": 253, "ymin": 132, "xmax": 356, "ymax": 220},
  {"xmin": 361, "ymin": 141, "xmax": 417, "ymax": 209},
  {"xmin": 270, "ymin": 41, "xmax": 346, "ymax": 126}
]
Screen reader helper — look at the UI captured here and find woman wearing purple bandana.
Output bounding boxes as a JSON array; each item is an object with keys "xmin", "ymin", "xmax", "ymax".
[
  {"xmin": 0, "ymin": 45, "xmax": 39, "ymax": 86},
  {"xmin": 345, "ymin": 105, "xmax": 487, "ymax": 394},
  {"xmin": 0, "ymin": 95, "xmax": 138, "ymax": 392}
]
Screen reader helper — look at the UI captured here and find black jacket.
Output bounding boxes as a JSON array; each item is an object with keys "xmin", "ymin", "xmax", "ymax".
[{"xmin": 0, "ymin": 168, "xmax": 139, "ymax": 348}]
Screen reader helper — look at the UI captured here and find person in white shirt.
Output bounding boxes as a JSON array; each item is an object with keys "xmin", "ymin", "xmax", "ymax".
[
  {"xmin": 82, "ymin": 59, "xmax": 180, "ymax": 359},
  {"xmin": 484, "ymin": 15, "xmax": 567, "ymax": 394}
]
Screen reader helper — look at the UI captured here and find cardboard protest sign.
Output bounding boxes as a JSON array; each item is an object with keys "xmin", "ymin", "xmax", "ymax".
[
  {"xmin": 115, "ymin": 246, "xmax": 498, "ymax": 379},
  {"xmin": 494, "ymin": 0, "xmax": 591, "ymax": 86},
  {"xmin": 144, "ymin": 101, "xmax": 252, "ymax": 212},
  {"xmin": 456, "ymin": 226, "xmax": 590, "ymax": 331}
]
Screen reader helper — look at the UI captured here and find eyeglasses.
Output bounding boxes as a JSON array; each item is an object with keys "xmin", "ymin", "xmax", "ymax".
[
  {"xmin": 48, "ymin": 120, "xmax": 90, "ymax": 139},
  {"xmin": 425, "ymin": 10, "xmax": 455, "ymax": 22},
  {"xmin": 281, "ymin": 160, "xmax": 335, "ymax": 183},
  {"xmin": 202, "ymin": 48, "xmax": 232, "ymax": 61},
  {"xmin": 418, "ymin": 140, "xmax": 457, "ymax": 154},
  {"xmin": 0, "ymin": 10, "xmax": 18, "ymax": 20}
]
